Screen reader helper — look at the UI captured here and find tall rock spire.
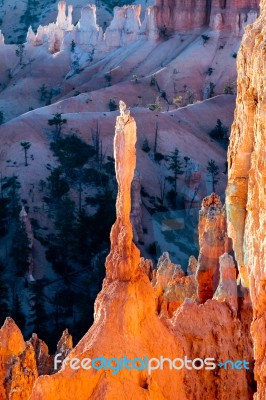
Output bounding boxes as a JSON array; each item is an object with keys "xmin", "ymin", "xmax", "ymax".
[{"xmin": 105, "ymin": 101, "xmax": 140, "ymax": 281}]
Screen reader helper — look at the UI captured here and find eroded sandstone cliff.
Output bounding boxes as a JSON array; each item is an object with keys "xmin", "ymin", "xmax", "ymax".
[{"xmin": 226, "ymin": 0, "xmax": 266, "ymax": 396}]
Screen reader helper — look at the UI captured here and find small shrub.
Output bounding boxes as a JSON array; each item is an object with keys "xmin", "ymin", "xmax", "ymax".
[
  {"xmin": 209, "ymin": 82, "xmax": 216, "ymax": 98},
  {"xmin": 148, "ymin": 241, "xmax": 158, "ymax": 256},
  {"xmin": 166, "ymin": 189, "xmax": 177, "ymax": 209},
  {"xmin": 201, "ymin": 34, "xmax": 210, "ymax": 45},
  {"xmin": 108, "ymin": 99, "xmax": 118, "ymax": 111},
  {"xmin": 148, "ymin": 97, "xmax": 161, "ymax": 112},
  {"xmin": 223, "ymin": 84, "xmax": 234, "ymax": 95},
  {"xmin": 150, "ymin": 75, "xmax": 157, "ymax": 86},
  {"xmin": 172, "ymin": 96, "xmax": 183, "ymax": 108},
  {"xmin": 207, "ymin": 67, "xmax": 214, "ymax": 76},
  {"xmin": 104, "ymin": 74, "xmax": 112, "ymax": 86},
  {"xmin": 142, "ymin": 139, "xmax": 150, "ymax": 153},
  {"xmin": 70, "ymin": 40, "xmax": 76, "ymax": 52},
  {"xmin": 154, "ymin": 152, "xmax": 164, "ymax": 163},
  {"xmin": 209, "ymin": 119, "xmax": 229, "ymax": 149}
]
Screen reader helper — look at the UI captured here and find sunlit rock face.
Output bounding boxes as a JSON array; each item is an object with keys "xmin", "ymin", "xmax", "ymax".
[
  {"xmin": 0, "ymin": 318, "xmax": 26, "ymax": 399},
  {"xmin": 130, "ymin": 171, "xmax": 143, "ymax": 244},
  {"xmin": 213, "ymin": 253, "xmax": 238, "ymax": 311},
  {"xmin": 196, "ymin": 194, "xmax": 230, "ymax": 304},
  {"xmin": 226, "ymin": 0, "xmax": 266, "ymax": 397},
  {"xmin": 153, "ymin": 252, "xmax": 197, "ymax": 318}
]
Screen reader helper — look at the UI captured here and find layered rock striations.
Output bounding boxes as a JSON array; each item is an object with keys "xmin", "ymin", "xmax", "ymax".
[{"xmin": 226, "ymin": 0, "xmax": 266, "ymax": 397}]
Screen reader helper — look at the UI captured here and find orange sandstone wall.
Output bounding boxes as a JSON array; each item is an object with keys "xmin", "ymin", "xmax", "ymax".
[{"xmin": 226, "ymin": 0, "xmax": 266, "ymax": 397}]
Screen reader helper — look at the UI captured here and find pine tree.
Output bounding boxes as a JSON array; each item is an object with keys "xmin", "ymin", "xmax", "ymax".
[
  {"xmin": 207, "ymin": 160, "xmax": 220, "ymax": 192},
  {"xmin": 166, "ymin": 148, "xmax": 184, "ymax": 196},
  {"xmin": 0, "ymin": 261, "xmax": 10, "ymax": 327},
  {"xmin": 28, "ymin": 282, "xmax": 48, "ymax": 338},
  {"xmin": 20, "ymin": 141, "xmax": 31, "ymax": 166},
  {"xmin": 12, "ymin": 220, "xmax": 31, "ymax": 276},
  {"xmin": 11, "ymin": 294, "xmax": 25, "ymax": 331},
  {"xmin": 48, "ymin": 113, "xmax": 67, "ymax": 141}
]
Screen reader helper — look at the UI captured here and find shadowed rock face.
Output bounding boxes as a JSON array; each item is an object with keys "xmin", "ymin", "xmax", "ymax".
[{"xmin": 226, "ymin": 0, "xmax": 266, "ymax": 397}]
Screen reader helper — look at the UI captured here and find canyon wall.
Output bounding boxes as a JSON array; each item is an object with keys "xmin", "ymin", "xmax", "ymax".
[
  {"xmin": 226, "ymin": 0, "xmax": 266, "ymax": 397},
  {"xmin": 16, "ymin": 0, "xmax": 260, "ymax": 54}
]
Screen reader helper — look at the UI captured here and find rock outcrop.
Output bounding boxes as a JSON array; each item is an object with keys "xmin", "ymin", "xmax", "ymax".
[
  {"xmin": 53, "ymin": 329, "xmax": 73, "ymax": 372},
  {"xmin": 153, "ymin": 252, "xmax": 197, "ymax": 317},
  {"xmin": 28, "ymin": 334, "xmax": 53, "ymax": 376},
  {"xmin": 0, "ymin": 318, "xmax": 26, "ymax": 399},
  {"xmin": 226, "ymin": 0, "xmax": 266, "ymax": 397},
  {"xmin": 152, "ymin": 0, "xmax": 259, "ymax": 35},
  {"xmin": 24, "ymin": 0, "xmax": 260, "ymax": 53},
  {"xmin": 210, "ymin": 0, "xmax": 259, "ymax": 35},
  {"xmin": 153, "ymin": 0, "xmax": 209, "ymax": 33},
  {"xmin": 5, "ymin": 343, "xmax": 38, "ymax": 400},
  {"xmin": 213, "ymin": 253, "xmax": 238, "ymax": 311},
  {"xmin": 104, "ymin": 5, "xmax": 141, "ymax": 49},
  {"xmin": 196, "ymin": 193, "xmax": 230, "ymax": 303}
]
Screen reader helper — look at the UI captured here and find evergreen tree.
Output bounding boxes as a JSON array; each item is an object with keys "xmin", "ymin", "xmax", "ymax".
[
  {"xmin": 0, "ymin": 197, "xmax": 9, "ymax": 236},
  {"xmin": 15, "ymin": 44, "xmax": 25, "ymax": 65},
  {"xmin": 28, "ymin": 282, "xmax": 48, "ymax": 338},
  {"xmin": 48, "ymin": 113, "xmax": 67, "ymax": 140},
  {"xmin": 2, "ymin": 176, "xmax": 21, "ymax": 217},
  {"xmin": 12, "ymin": 220, "xmax": 31, "ymax": 276},
  {"xmin": 0, "ymin": 261, "xmax": 10, "ymax": 327},
  {"xmin": 209, "ymin": 119, "xmax": 228, "ymax": 142},
  {"xmin": 0, "ymin": 111, "xmax": 4, "ymax": 125},
  {"xmin": 11, "ymin": 294, "xmax": 26, "ymax": 331},
  {"xmin": 207, "ymin": 160, "xmax": 220, "ymax": 192},
  {"xmin": 20, "ymin": 141, "xmax": 31, "ymax": 166},
  {"xmin": 47, "ymin": 168, "xmax": 69, "ymax": 201},
  {"xmin": 166, "ymin": 148, "xmax": 184, "ymax": 196},
  {"xmin": 46, "ymin": 196, "xmax": 76, "ymax": 275}
]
